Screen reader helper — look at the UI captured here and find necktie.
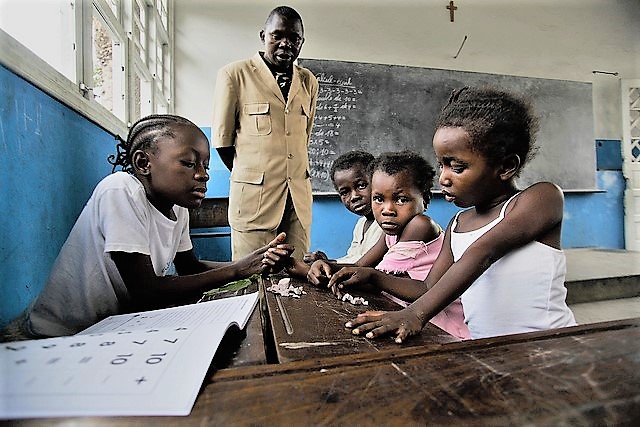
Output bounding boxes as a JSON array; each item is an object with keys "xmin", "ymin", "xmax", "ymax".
[{"xmin": 275, "ymin": 72, "xmax": 291, "ymax": 101}]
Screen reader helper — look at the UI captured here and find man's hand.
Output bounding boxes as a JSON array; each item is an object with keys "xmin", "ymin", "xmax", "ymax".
[{"xmin": 261, "ymin": 232, "xmax": 295, "ymax": 274}]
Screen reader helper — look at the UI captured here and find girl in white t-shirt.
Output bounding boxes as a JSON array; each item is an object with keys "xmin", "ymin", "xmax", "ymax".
[
  {"xmin": 18, "ymin": 114, "xmax": 292, "ymax": 338},
  {"xmin": 339, "ymin": 87, "xmax": 576, "ymax": 340}
]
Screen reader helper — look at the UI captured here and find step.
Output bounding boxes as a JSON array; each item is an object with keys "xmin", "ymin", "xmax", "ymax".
[
  {"xmin": 570, "ymin": 297, "xmax": 640, "ymax": 324},
  {"xmin": 564, "ymin": 248, "xmax": 640, "ymax": 304}
]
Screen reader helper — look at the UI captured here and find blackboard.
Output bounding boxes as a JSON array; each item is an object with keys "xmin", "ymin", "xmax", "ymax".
[{"xmin": 299, "ymin": 58, "xmax": 596, "ymax": 193}]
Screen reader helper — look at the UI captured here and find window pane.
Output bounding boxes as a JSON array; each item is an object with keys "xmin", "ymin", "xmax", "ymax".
[
  {"xmin": 156, "ymin": 41, "xmax": 164, "ymax": 85},
  {"xmin": 157, "ymin": 0, "xmax": 168, "ymax": 30},
  {"xmin": 155, "ymin": 88, "xmax": 168, "ymax": 114},
  {"xmin": 132, "ymin": 0, "xmax": 146, "ymax": 61},
  {"xmin": 133, "ymin": 72, "xmax": 141, "ymax": 121},
  {"xmin": 0, "ymin": 0, "xmax": 75, "ymax": 81},
  {"xmin": 131, "ymin": 65, "xmax": 152, "ymax": 123},
  {"xmin": 106, "ymin": 0, "xmax": 119, "ymax": 19},
  {"xmin": 92, "ymin": 9, "xmax": 124, "ymax": 120}
]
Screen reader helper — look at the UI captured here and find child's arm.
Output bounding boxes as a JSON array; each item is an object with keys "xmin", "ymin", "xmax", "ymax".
[
  {"xmin": 286, "ymin": 257, "xmax": 312, "ymax": 279},
  {"xmin": 353, "ymin": 233, "xmax": 388, "ymax": 267},
  {"xmin": 327, "ymin": 214, "xmax": 442, "ymax": 300},
  {"xmin": 111, "ymin": 233, "xmax": 293, "ymax": 310},
  {"xmin": 326, "ymin": 266, "xmax": 427, "ymax": 301},
  {"xmin": 347, "ymin": 182, "xmax": 564, "ymax": 343}
]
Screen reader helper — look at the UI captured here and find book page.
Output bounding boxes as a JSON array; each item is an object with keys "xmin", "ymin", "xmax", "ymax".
[{"xmin": 1, "ymin": 293, "xmax": 258, "ymax": 419}]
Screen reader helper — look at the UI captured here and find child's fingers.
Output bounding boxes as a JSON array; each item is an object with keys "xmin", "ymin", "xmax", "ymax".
[
  {"xmin": 344, "ymin": 311, "xmax": 386, "ymax": 329},
  {"xmin": 320, "ymin": 263, "xmax": 332, "ymax": 280},
  {"xmin": 275, "ymin": 243, "xmax": 295, "ymax": 252},
  {"xmin": 394, "ymin": 327, "xmax": 410, "ymax": 344},
  {"xmin": 307, "ymin": 272, "xmax": 328, "ymax": 287},
  {"xmin": 327, "ymin": 269, "xmax": 345, "ymax": 288},
  {"xmin": 328, "ymin": 282, "xmax": 342, "ymax": 300}
]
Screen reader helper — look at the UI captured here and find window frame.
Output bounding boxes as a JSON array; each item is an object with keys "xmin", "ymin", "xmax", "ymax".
[{"xmin": 0, "ymin": 0, "xmax": 174, "ymax": 138}]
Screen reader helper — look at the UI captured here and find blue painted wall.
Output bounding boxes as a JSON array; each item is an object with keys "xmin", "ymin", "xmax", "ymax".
[
  {"xmin": 0, "ymin": 65, "xmax": 626, "ymax": 328},
  {"xmin": 0, "ymin": 65, "xmax": 115, "ymax": 326}
]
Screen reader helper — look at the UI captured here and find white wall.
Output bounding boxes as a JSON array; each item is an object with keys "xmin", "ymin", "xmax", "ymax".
[{"xmin": 174, "ymin": 0, "xmax": 640, "ymax": 140}]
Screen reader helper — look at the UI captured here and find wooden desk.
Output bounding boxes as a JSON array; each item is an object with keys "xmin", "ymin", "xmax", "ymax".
[
  {"xmin": 262, "ymin": 276, "xmax": 460, "ymax": 363},
  {"xmin": 208, "ymin": 280, "xmax": 268, "ymax": 369},
  {"xmin": 10, "ymin": 318, "xmax": 639, "ymax": 425}
]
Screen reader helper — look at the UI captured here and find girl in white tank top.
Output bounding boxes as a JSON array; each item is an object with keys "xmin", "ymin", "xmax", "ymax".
[
  {"xmin": 344, "ymin": 87, "xmax": 576, "ymax": 343},
  {"xmin": 451, "ymin": 193, "xmax": 575, "ymax": 338}
]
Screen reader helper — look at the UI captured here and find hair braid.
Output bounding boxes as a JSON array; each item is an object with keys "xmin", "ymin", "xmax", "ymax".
[{"xmin": 108, "ymin": 114, "xmax": 196, "ymax": 173}]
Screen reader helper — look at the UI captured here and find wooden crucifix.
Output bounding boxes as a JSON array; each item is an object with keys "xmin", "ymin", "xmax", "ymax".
[{"xmin": 446, "ymin": 1, "xmax": 458, "ymax": 22}]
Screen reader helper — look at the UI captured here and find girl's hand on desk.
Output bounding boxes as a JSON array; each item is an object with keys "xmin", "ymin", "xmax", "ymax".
[
  {"xmin": 327, "ymin": 266, "xmax": 374, "ymax": 299},
  {"xmin": 307, "ymin": 260, "xmax": 333, "ymax": 286},
  {"xmin": 303, "ymin": 250, "xmax": 328, "ymax": 264},
  {"xmin": 345, "ymin": 308, "xmax": 423, "ymax": 344}
]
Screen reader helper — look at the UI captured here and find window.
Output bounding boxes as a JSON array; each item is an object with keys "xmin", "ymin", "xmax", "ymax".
[
  {"xmin": 0, "ymin": 0, "xmax": 76, "ymax": 81},
  {"xmin": 0, "ymin": 0, "xmax": 173, "ymax": 135}
]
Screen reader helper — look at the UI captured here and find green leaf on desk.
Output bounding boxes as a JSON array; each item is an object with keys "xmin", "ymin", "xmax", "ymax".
[{"xmin": 199, "ymin": 274, "xmax": 259, "ymax": 302}]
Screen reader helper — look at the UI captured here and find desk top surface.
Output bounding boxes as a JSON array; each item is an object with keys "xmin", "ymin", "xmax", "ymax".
[
  {"xmin": 10, "ymin": 318, "xmax": 639, "ymax": 425},
  {"xmin": 263, "ymin": 276, "xmax": 459, "ymax": 363}
]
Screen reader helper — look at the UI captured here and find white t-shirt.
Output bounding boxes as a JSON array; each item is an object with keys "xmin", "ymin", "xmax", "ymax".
[
  {"xmin": 336, "ymin": 217, "xmax": 383, "ymax": 264},
  {"xmin": 27, "ymin": 172, "xmax": 192, "ymax": 337}
]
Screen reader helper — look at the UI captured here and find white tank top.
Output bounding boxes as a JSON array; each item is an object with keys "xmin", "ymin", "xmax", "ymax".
[{"xmin": 451, "ymin": 193, "xmax": 576, "ymax": 339}]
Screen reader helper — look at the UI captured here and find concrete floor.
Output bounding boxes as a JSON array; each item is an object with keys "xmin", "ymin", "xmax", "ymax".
[{"xmin": 565, "ymin": 248, "xmax": 640, "ymax": 324}]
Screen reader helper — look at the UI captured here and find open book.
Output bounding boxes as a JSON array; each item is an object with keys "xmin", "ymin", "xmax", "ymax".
[{"xmin": 0, "ymin": 292, "xmax": 258, "ymax": 419}]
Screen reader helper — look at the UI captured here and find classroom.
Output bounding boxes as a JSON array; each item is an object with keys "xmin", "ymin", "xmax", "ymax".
[{"xmin": 0, "ymin": 0, "xmax": 639, "ymax": 424}]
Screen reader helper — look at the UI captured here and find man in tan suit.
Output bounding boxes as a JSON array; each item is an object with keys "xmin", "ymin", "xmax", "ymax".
[{"xmin": 212, "ymin": 6, "xmax": 318, "ymax": 260}]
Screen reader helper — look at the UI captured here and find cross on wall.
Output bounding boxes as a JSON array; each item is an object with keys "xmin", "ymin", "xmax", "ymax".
[{"xmin": 446, "ymin": 1, "xmax": 458, "ymax": 22}]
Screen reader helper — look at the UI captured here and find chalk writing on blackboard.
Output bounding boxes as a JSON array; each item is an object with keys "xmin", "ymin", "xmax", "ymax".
[{"xmin": 309, "ymin": 72, "xmax": 362, "ymax": 186}]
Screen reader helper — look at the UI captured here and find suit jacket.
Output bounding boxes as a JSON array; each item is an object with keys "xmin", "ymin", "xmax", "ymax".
[{"xmin": 212, "ymin": 52, "xmax": 318, "ymax": 232}]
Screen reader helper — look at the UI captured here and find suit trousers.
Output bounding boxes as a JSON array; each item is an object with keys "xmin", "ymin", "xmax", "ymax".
[{"xmin": 231, "ymin": 191, "xmax": 310, "ymax": 261}]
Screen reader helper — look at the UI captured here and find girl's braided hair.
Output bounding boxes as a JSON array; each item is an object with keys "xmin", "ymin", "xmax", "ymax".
[
  {"xmin": 436, "ymin": 86, "xmax": 539, "ymax": 175},
  {"xmin": 108, "ymin": 114, "xmax": 196, "ymax": 173}
]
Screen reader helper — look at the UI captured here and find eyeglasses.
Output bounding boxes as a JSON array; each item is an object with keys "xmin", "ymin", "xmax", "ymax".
[{"xmin": 267, "ymin": 31, "xmax": 303, "ymax": 46}]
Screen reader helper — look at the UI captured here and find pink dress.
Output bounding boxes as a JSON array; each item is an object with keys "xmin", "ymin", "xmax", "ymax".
[{"xmin": 376, "ymin": 233, "xmax": 471, "ymax": 340}]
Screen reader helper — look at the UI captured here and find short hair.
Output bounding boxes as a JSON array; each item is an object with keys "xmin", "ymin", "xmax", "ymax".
[
  {"xmin": 266, "ymin": 6, "xmax": 304, "ymax": 33},
  {"xmin": 369, "ymin": 151, "xmax": 436, "ymax": 206},
  {"xmin": 330, "ymin": 150, "xmax": 375, "ymax": 184},
  {"xmin": 108, "ymin": 114, "xmax": 198, "ymax": 173},
  {"xmin": 436, "ymin": 86, "xmax": 539, "ymax": 174}
]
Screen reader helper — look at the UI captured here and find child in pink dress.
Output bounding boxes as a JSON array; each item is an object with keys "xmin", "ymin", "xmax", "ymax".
[
  {"xmin": 313, "ymin": 151, "xmax": 470, "ymax": 340},
  {"xmin": 375, "ymin": 231, "xmax": 469, "ymax": 339}
]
